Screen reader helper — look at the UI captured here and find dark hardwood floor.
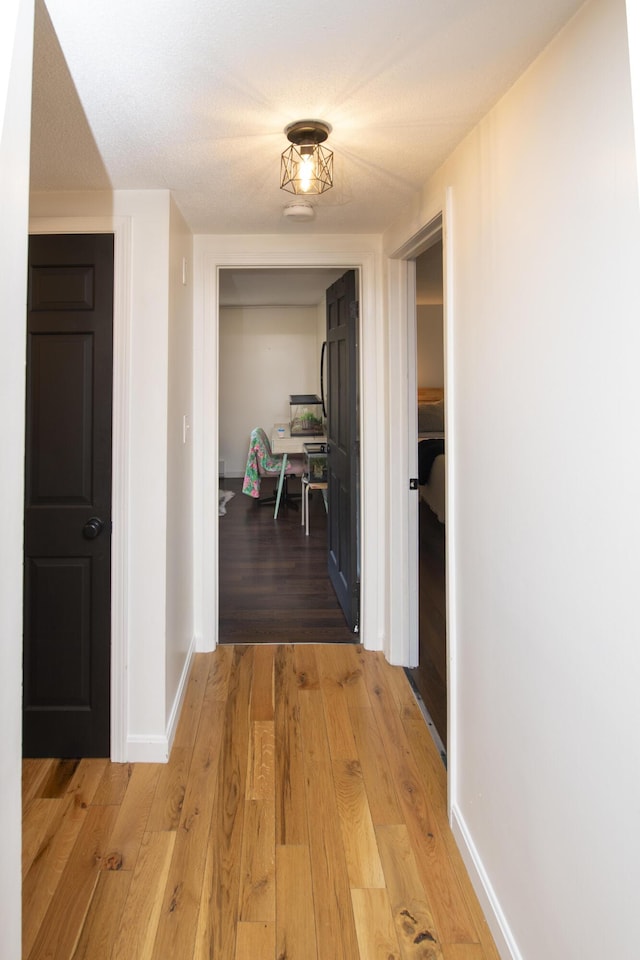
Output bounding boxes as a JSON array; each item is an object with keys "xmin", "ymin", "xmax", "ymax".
[
  {"xmin": 218, "ymin": 477, "xmax": 356, "ymax": 644},
  {"xmin": 408, "ymin": 501, "xmax": 447, "ymax": 749}
]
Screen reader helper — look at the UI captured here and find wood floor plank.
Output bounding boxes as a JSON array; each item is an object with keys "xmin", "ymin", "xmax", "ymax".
[
  {"xmin": 361, "ymin": 652, "xmax": 479, "ymax": 945},
  {"xmin": 66, "ymin": 758, "xmax": 111, "ymax": 807},
  {"xmin": 399, "ymin": 718, "xmax": 500, "ymax": 960},
  {"xmin": 192, "ymin": 840, "xmax": 216, "ymax": 960},
  {"xmin": 145, "ymin": 743, "xmax": 189, "ymax": 832},
  {"xmin": 376, "ymin": 823, "xmax": 443, "ymax": 958},
  {"xmin": 351, "ymin": 888, "xmax": 402, "ymax": 960},
  {"xmin": 198, "ymin": 645, "xmax": 255, "ymax": 960},
  {"xmin": 320, "ymin": 683, "xmax": 359, "ymax": 760},
  {"xmin": 303, "ymin": 758, "xmax": 360, "ymax": 960},
  {"xmin": 238, "ymin": 797, "xmax": 275, "ymax": 923},
  {"xmin": 27, "ymin": 803, "xmax": 120, "ymax": 960},
  {"xmin": 249, "ymin": 720, "xmax": 275, "ymax": 802},
  {"xmin": 332, "ymin": 758, "xmax": 385, "ymax": 889},
  {"xmin": 235, "ymin": 921, "xmax": 275, "ymax": 960},
  {"xmin": 204, "ymin": 642, "xmax": 234, "ymax": 702},
  {"xmin": 238, "ymin": 722, "xmax": 276, "ymax": 922},
  {"xmin": 274, "ymin": 645, "xmax": 308, "ymax": 846},
  {"xmin": 317, "ymin": 643, "xmax": 371, "ymax": 711},
  {"xmin": 71, "ymin": 870, "xmax": 132, "ymax": 960},
  {"xmin": 38, "ymin": 758, "xmax": 81, "ymax": 798},
  {"xmin": 149, "ymin": 698, "xmax": 226, "ymax": 960},
  {"xmin": 22, "ymin": 758, "xmax": 55, "ymax": 809},
  {"xmin": 171, "ymin": 652, "xmax": 212, "ymax": 753},
  {"xmin": 112, "ymin": 830, "xmax": 176, "ymax": 960},
  {"xmin": 401, "ymin": 712, "xmax": 448, "ymax": 819},
  {"xmin": 146, "ymin": 650, "xmax": 231, "ymax": 834},
  {"xmin": 22, "ymin": 798, "xmax": 64, "ymax": 880},
  {"xmin": 299, "ymin": 688, "xmax": 359, "ymax": 960},
  {"xmin": 293, "ymin": 644, "xmax": 320, "ymax": 690},
  {"xmin": 276, "ymin": 845, "xmax": 317, "ymax": 960},
  {"xmin": 23, "ymin": 799, "xmax": 79, "ymax": 957},
  {"xmin": 93, "ymin": 762, "xmax": 134, "ymax": 805},
  {"xmin": 441, "ymin": 946, "xmax": 486, "ymax": 960},
  {"xmin": 251, "ymin": 645, "xmax": 275, "ymax": 721},
  {"xmin": 23, "ymin": 760, "xmax": 109, "ymax": 957},
  {"xmin": 349, "ymin": 705, "xmax": 403, "ymax": 826},
  {"xmin": 103, "ymin": 762, "xmax": 162, "ymax": 871},
  {"xmin": 297, "ymin": 687, "xmax": 331, "ymax": 764}
]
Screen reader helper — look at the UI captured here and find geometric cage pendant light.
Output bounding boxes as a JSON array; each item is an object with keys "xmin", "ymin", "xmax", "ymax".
[{"xmin": 280, "ymin": 120, "xmax": 333, "ymax": 195}]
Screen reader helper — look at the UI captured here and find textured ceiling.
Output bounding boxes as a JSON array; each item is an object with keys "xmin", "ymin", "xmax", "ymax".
[{"xmin": 31, "ymin": 0, "xmax": 585, "ymax": 236}]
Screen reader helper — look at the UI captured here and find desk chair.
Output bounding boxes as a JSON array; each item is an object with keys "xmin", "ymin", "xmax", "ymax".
[
  {"xmin": 242, "ymin": 427, "xmax": 304, "ymax": 512},
  {"xmin": 301, "ymin": 476, "xmax": 328, "ymax": 535}
]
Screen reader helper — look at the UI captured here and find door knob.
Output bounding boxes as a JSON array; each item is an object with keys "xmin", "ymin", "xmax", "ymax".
[{"xmin": 82, "ymin": 517, "xmax": 105, "ymax": 540}]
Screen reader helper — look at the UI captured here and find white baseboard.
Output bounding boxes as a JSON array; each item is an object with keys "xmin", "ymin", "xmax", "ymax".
[
  {"xmin": 126, "ymin": 637, "xmax": 196, "ymax": 763},
  {"xmin": 125, "ymin": 735, "xmax": 171, "ymax": 763},
  {"xmin": 450, "ymin": 803, "xmax": 520, "ymax": 960},
  {"xmin": 164, "ymin": 636, "xmax": 196, "ymax": 755}
]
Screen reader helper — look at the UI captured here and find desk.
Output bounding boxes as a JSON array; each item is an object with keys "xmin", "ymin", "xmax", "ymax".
[{"xmin": 271, "ymin": 423, "xmax": 326, "ymax": 519}]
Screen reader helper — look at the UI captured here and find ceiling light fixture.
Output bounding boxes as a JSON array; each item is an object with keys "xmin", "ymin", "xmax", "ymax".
[{"xmin": 280, "ymin": 120, "xmax": 333, "ymax": 195}]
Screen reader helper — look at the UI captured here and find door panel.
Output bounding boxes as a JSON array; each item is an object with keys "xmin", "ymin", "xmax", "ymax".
[
  {"xmin": 23, "ymin": 233, "xmax": 114, "ymax": 758},
  {"xmin": 326, "ymin": 270, "xmax": 359, "ymax": 631}
]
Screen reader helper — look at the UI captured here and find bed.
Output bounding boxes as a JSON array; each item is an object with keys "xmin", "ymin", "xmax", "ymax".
[{"xmin": 417, "ymin": 387, "xmax": 445, "ymax": 523}]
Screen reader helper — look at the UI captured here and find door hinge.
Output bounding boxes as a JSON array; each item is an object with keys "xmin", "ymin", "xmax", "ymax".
[{"xmin": 409, "ymin": 478, "xmax": 419, "ymax": 490}]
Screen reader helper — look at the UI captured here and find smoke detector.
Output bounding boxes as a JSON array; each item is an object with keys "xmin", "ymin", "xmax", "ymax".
[{"xmin": 283, "ymin": 201, "xmax": 315, "ymax": 221}]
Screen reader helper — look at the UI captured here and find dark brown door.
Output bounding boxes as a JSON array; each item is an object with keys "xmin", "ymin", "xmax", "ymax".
[
  {"xmin": 326, "ymin": 269, "xmax": 360, "ymax": 631},
  {"xmin": 23, "ymin": 233, "xmax": 114, "ymax": 758}
]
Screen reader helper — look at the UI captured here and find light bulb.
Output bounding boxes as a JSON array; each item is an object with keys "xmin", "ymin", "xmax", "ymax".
[{"xmin": 299, "ymin": 152, "xmax": 315, "ymax": 192}]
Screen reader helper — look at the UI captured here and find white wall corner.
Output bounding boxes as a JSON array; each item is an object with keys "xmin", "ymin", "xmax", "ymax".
[
  {"xmin": 450, "ymin": 803, "xmax": 521, "ymax": 960},
  {"xmin": 626, "ymin": 0, "xmax": 640, "ymax": 204}
]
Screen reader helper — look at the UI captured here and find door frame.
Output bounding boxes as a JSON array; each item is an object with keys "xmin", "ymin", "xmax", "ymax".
[
  {"xmin": 28, "ymin": 215, "xmax": 132, "ymax": 762},
  {"xmin": 387, "ymin": 195, "xmax": 458, "ymax": 809},
  {"xmin": 192, "ymin": 238, "xmax": 382, "ymax": 654}
]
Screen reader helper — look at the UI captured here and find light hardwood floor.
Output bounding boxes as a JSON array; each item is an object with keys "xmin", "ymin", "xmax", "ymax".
[{"xmin": 22, "ymin": 644, "xmax": 499, "ymax": 960}]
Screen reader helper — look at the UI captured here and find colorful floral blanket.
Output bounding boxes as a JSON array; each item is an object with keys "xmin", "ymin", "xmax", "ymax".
[{"xmin": 242, "ymin": 427, "xmax": 287, "ymax": 498}]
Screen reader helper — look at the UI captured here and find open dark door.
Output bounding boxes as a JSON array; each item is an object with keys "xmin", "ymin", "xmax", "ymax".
[
  {"xmin": 23, "ymin": 233, "xmax": 114, "ymax": 758},
  {"xmin": 326, "ymin": 269, "xmax": 359, "ymax": 631}
]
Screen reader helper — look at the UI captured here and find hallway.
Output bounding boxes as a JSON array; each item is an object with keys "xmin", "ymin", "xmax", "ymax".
[{"xmin": 22, "ymin": 644, "xmax": 499, "ymax": 959}]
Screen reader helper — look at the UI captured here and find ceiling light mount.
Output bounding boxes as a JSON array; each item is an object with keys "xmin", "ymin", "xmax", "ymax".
[
  {"xmin": 283, "ymin": 201, "xmax": 315, "ymax": 221},
  {"xmin": 280, "ymin": 119, "xmax": 333, "ymax": 196}
]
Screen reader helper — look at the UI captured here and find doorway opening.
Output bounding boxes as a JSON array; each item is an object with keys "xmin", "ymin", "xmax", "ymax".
[
  {"xmin": 406, "ymin": 238, "xmax": 447, "ymax": 754},
  {"xmin": 216, "ymin": 266, "xmax": 360, "ymax": 644}
]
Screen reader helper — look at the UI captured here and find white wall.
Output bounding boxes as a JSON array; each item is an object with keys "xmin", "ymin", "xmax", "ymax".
[
  {"xmin": 416, "ymin": 305, "xmax": 444, "ymax": 388},
  {"xmin": 386, "ymin": 0, "xmax": 640, "ymax": 957},
  {"xmin": 0, "ymin": 2, "xmax": 34, "ymax": 955},
  {"xmin": 219, "ymin": 305, "xmax": 322, "ymax": 476},
  {"xmin": 165, "ymin": 197, "xmax": 194, "ymax": 726}
]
